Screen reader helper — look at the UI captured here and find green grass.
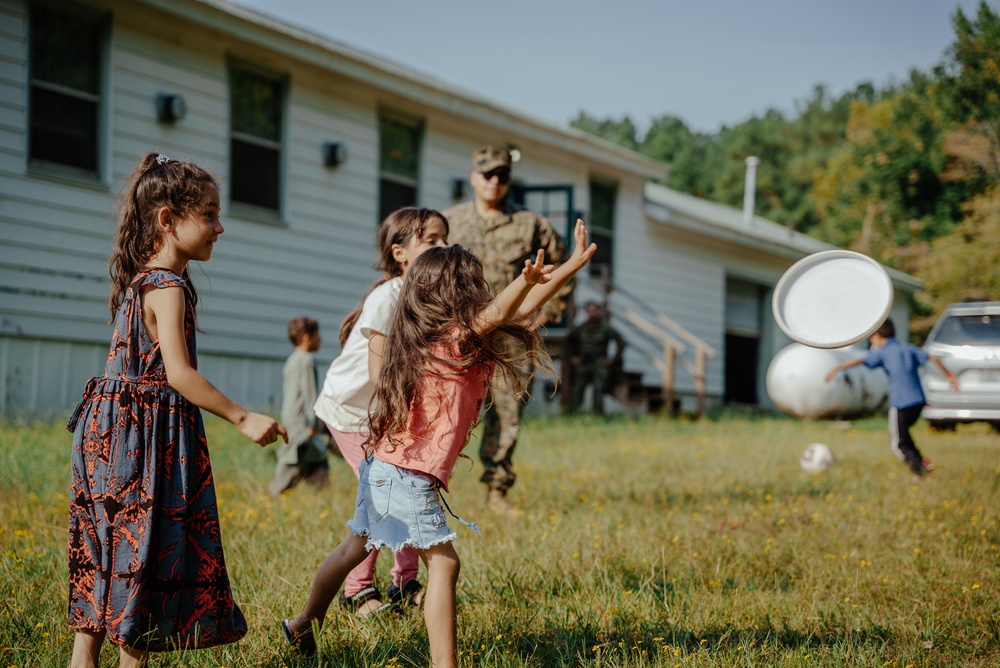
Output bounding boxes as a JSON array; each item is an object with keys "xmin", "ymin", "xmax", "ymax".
[{"xmin": 2, "ymin": 413, "xmax": 999, "ymax": 667}]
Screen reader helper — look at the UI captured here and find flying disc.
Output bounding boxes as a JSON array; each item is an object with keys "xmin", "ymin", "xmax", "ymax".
[{"xmin": 772, "ymin": 250, "xmax": 893, "ymax": 349}]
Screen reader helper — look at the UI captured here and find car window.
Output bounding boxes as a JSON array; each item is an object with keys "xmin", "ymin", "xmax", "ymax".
[{"xmin": 932, "ymin": 314, "xmax": 1000, "ymax": 345}]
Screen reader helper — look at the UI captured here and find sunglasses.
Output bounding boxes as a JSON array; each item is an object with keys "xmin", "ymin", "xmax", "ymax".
[{"xmin": 480, "ymin": 169, "xmax": 511, "ymax": 184}]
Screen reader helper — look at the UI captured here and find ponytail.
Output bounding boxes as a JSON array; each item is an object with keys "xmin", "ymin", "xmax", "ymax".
[
  {"xmin": 107, "ymin": 152, "xmax": 217, "ymax": 321},
  {"xmin": 338, "ymin": 278, "xmax": 390, "ymax": 347}
]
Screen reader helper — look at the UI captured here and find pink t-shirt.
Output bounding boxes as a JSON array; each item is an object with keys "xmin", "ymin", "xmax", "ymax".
[{"xmin": 373, "ymin": 332, "xmax": 494, "ymax": 491}]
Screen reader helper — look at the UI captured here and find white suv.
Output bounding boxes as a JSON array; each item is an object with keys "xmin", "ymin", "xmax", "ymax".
[{"xmin": 921, "ymin": 301, "xmax": 1000, "ymax": 432}]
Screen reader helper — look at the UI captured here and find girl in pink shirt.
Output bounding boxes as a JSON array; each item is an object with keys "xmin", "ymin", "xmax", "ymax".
[{"xmin": 284, "ymin": 220, "xmax": 595, "ymax": 667}]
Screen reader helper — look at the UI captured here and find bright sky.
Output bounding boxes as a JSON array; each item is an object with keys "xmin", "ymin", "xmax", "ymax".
[{"xmin": 230, "ymin": 0, "xmax": 990, "ymax": 134}]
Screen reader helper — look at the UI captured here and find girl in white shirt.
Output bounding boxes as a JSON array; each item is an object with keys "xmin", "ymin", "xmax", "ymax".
[{"xmin": 313, "ymin": 207, "xmax": 448, "ymax": 616}]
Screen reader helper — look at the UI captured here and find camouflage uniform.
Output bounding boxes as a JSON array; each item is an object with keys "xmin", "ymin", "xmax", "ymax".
[
  {"xmin": 566, "ymin": 319, "xmax": 625, "ymax": 414},
  {"xmin": 444, "ymin": 197, "xmax": 568, "ymax": 494}
]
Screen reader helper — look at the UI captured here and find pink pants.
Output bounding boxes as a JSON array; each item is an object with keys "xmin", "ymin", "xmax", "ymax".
[{"xmin": 329, "ymin": 427, "xmax": 420, "ymax": 597}]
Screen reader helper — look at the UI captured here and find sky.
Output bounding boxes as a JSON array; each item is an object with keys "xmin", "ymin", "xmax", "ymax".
[{"xmin": 229, "ymin": 0, "xmax": 990, "ymax": 134}]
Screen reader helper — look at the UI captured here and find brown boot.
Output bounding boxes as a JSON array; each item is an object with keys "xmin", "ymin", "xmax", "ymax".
[{"xmin": 486, "ymin": 489, "xmax": 521, "ymax": 516}]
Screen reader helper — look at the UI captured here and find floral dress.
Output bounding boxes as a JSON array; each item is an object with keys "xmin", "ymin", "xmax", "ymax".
[{"xmin": 67, "ymin": 268, "xmax": 247, "ymax": 651}]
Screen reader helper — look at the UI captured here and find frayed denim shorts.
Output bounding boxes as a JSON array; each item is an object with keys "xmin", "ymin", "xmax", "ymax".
[{"xmin": 347, "ymin": 457, "xmax": 474, "ymax": 552}]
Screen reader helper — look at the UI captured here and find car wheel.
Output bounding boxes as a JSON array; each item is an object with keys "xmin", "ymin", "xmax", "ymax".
[{"xmin": 928, "ymin": 420, "xmax": 957, "ymax": 432}]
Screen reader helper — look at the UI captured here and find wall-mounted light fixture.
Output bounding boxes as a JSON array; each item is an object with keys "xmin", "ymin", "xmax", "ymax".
[
  {"xmin": 506, "ymin": 144, "xmax": 522, "ymax": 164},
  {"xmin": 450, "ymin": 177, "xmax": 467, "ymax": 200},
  {"xmin": 322, "ymin": 141, "xmax": 347, "ymax": 168},
  {"xmin": 155, "ymin": 93, "xmax": 186, "ymax": 124}
]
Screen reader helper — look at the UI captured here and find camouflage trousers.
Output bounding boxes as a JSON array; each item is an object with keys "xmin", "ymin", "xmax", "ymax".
[
  {"xmin": 570, "ymin": 364, "xmax": 608, "ymax": 415},
  {"xmin": 479, "ymin": 362, "xmax": 534, "ymax": 493}
]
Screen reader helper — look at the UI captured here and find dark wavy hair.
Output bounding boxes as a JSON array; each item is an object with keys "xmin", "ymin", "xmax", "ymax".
[
  {"xmin": 338, "ymin": 207, "xmax": 450, "ymax": 347},
  {"xmin": 107, "ymin": 152, "xmax": 218, "ymax": 321},
  {"xmin": 367, "ymin": 245, "xmax": 551, "ymax": 453}
]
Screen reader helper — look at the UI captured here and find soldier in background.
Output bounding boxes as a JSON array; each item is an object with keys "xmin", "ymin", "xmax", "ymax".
[
  {"xmin": 444, "ymin": 145, "xmax": 569, "ymax": 514},
  {"xmin": 566, "ymin": 301, "xmax": 626, "ymax": 415}
]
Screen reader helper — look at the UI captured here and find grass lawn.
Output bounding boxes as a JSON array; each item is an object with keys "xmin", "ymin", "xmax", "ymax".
[{"xmin": 1, "ymin": 413, "xmax": 998, "ymax": 667}]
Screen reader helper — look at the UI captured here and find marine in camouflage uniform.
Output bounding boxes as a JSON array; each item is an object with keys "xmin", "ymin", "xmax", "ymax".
[
  {"xmin": 566, "ymin": 301, "xmax": 626, "ymax": 415},
  {"xmin": 444, "ymin": 145, "xmax": 569, "ymax": 510}
]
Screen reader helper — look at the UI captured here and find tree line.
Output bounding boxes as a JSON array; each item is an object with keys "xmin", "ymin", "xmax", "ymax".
[{"xmin": 572, "ymin": 1, "xmax": 1000, "ymax": 339}]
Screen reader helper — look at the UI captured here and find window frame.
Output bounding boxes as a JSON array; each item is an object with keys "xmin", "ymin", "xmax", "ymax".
[
  {"xmin": 26, "ymin": 0, "xmax": 110, "ymax": 183},
  {"xmin": 227, "ymin": 57, "xmax": 288, "ymax": 223},
  {"xmin": 377, "ymin": 109, "xmax": 423, "ymax": 223},
  {"xmin": 587, "ymin": 177, "xmax": 618, "ymax": 280}
]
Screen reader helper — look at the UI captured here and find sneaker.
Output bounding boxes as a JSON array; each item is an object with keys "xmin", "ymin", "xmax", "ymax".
[
  {"xmin": 387, "ymin": 580, "xmax": 423, "ymax": 609},
  {"xmin": 922, "ymin": 458, "xmax": 935, "ymax": 473}
]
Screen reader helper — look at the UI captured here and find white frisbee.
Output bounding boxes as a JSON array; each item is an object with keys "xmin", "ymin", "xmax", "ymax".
[{"xmin": 772, "ymin": 250, "xmax": 894, "ymax": 349}]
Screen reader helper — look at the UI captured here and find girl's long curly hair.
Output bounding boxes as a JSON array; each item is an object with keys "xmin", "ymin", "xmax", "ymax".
[
  {"xmin": 338, "ymin": 207, "xmax": 450, "ymax": 347},
  {"xmin": 367, "ymin": 245, "xmax": 552, "ymax": 452},
  {"xmin": 107, "ymin": 152, "xmax": 218, "ymax": 321}
]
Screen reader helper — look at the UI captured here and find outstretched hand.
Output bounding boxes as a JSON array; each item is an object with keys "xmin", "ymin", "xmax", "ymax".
[
  {"xmin": 238, "ymin": 412, "xmax": 288, "ymax": 447},
  {"xmin": 569, "ymin": 219, "xmax": 598, "ymax": 267},
  {"xmin": 521, "ymin": 249, "xmax": 554, "ymax": 285}
]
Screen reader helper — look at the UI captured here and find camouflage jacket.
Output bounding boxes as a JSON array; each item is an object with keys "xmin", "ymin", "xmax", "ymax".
[
  {"xmin": 566, "ymin": 320, "xmax": 626, "ymax": 368},
  {"xmin": 443, "ymin": 200, "xmax": 570, "ymax": 325}
]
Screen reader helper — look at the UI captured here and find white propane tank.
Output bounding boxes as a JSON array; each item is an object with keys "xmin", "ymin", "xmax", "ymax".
[{"xmin": 766, "ymin": 343, "xmax": 888, "ymax": 419}]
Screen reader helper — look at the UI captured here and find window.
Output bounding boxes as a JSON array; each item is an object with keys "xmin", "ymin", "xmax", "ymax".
[
  {"xmin": 28, "ymin": 2, "xmax": 105, "ymax": 175},
  {"xmin": 588, "ymin": 179, "xmax": 617, "ymax": 279},
  {"xmin": 378, "ymin": 114, "xmax": 422, "ymax": 222},
  {"xmin": 230, "ymin": 63, "xmax": 285, "ymax": 212}
]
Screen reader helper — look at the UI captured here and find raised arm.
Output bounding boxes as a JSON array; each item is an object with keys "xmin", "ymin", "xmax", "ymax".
[
  {"xmin": 516, "ymin": 219, "xmax": 596, "ymax": 320},
  {"xmin": 471, "ymin": 250, "xmax": 553, "ymax": 336}
]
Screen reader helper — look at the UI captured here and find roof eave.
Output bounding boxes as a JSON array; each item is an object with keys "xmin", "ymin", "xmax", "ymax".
[{"xmin": 137, "ymin": 0, "xmax": 666, "ymax": 179}]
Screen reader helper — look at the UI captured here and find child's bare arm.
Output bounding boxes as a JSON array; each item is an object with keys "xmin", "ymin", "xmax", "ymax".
[
  {"xmin": 929, "ymin": 354, "xmax": 960, "ymax": 390},
  {"xmin": 471, "ymin": 250, "xmax": 553, "ymax": 336},
  {"xmin": 146, "ymin": 286, "xmax": 287, "ymax": 446},
  {"xmin": 516, "ymin": 219, "xmax": 597, "ymax": 319},
  {"xmin": 824, "ymin": 358, "xmax": 864, "ymax": 383},
  {"xmin": 368, "ymin": 331, "xmax": 386, "ymax": 383}
]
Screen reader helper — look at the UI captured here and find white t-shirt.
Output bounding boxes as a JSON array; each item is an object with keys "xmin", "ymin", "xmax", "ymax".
[{"xmin": 314, "ymin": 277, "xmax": 402, "ymax": 432}]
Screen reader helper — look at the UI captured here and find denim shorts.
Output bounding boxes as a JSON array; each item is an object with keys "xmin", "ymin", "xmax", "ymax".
[{"xmin": 347, "ymin": 457, "xmax": 459, "ymax": 552}]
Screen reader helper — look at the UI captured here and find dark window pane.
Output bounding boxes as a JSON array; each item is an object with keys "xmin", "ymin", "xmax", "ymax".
[
  {"xmin": 231, "ymin": 139, "xmax": 280, "ymax": 210},
  {"xmin": 589, "ymin": 229, "xmax": 613, "ymax": 279},
  {"xmin": 379, "ymin": 179, "xmax": 416, "ymax": 223},
  {"xmin": 590, "ymin": 181, "xmax": 616, "ymax": 233},
  {"xmin": 29, "ymin": 87, "xmax": 98, "ymax": 171},
  {"xmin": 379, "ymin": 117, "xmax": 420, "ymax": 179},
  {"xmin": 231, "ymin": 68, "xmax": 283, "ymax": 141},
  {"xmin": 30, "ymin": 5, "xmax": 101, "ymax": 93}
]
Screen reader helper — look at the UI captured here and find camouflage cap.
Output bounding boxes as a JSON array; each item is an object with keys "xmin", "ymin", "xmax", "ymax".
[{"xmin": 472, "ymin": 145, "xmax": 512, "ymax": 172}]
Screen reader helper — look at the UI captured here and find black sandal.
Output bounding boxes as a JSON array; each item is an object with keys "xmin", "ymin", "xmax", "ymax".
[
  {"xmin": 281, "ymin": 619, "xmax": 317, "ymax": 657},
  {"xmin": 339, "ymin": 586, "xmax": 396, "ymax": 616},
  {"xmin": 387, "ymin": 580, "xmax": 423, "ymax": 608}
]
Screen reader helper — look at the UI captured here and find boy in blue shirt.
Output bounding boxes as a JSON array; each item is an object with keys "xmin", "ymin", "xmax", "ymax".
[{"xmin": 826, "ymin": 319, "xmax": 959, "ymax": 477}]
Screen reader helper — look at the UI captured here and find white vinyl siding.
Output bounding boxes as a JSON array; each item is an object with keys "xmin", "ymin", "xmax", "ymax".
[{"xmin": 0, "ymin": 0, "xmax": 915, "ymax": 418}]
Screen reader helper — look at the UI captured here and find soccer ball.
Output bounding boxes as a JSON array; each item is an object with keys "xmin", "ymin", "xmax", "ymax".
[{"xmin": 800, "ymin": 442, "xmax": 834, "ymax": 473}]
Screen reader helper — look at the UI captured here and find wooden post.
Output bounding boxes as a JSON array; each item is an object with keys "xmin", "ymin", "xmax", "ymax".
[
  {"xmin": 663, "ymin": 343, "xmax": 676, "ymax": 416},
  {"xmin": 694, "ymin": 349, "xmax": 707, "ymax": 415}
]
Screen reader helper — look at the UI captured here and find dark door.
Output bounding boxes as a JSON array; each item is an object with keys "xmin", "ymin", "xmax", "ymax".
[{"xmin": 725, "ymin": 333, "xmax": 759, "ymax": 404}]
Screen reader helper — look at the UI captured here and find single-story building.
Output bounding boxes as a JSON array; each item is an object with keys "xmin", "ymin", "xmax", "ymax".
[{"xmin": 0, "ymin": 0, "xmax": 920, "ymax": 418}]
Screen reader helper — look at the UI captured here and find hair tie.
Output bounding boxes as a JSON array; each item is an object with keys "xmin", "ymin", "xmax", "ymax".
[{"xmin": 156, "ymin": 154, "xmax": 170, "ymax": 165}]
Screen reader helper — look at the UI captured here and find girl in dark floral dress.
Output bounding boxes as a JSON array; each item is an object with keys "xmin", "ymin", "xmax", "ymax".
[{"xmin": 67, "ymin": 153, "xmax": 286, "ymax": 667}]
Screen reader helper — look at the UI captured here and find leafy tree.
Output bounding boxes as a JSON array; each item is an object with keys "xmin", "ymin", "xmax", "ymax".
[
  {"xmin": 638, "ymin": 115, "xmax": 725, "ymax": 198},
  {"xmin": 570, "ymin": 1, "xmax": 1000, "ymax": 337},
  {"xmin": 570, "ymin": 112, "xmax": 640, "ymax": 152}
]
